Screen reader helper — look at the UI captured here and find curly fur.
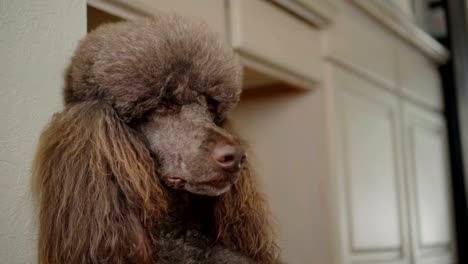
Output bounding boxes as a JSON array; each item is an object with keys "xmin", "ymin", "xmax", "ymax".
[{"xmin": 32, "ymin": 15, "xmax": 278, "ymax": 264}]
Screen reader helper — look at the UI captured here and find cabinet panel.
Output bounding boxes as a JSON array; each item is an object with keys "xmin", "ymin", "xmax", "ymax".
[
  {"xmin": 413, "ymin": 129, "xmax": 450, "ymax": 245},
  {"xmin": 229, "ymin": 0, "xmax": 322, "ymax": 83},
  {"xmin": 332, "ymin": 66, "xmax": 409, "ymax": 263},
  {"xmin": 343, "ymin": 94, "xmax": 401, "ymax": 250},
  {"xmin": 403, "ymin": 103, "xmax": 454, "ymax": 263}
]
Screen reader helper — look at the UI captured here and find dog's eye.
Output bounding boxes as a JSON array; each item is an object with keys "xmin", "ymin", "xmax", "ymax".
[
  {"xmin": 207, "ymin": 103, "xmax": 216, "ymax": 115},
  {"xmin": 206, "ymin": 98, "xmax": 218, "ymax": 115},
  {"xmin": 206, "ymin": 98, "xmax": 224, "ymax": 125},
  {"xmin": 214, "ymin": 117, "xmax": 225, "ymax": 126},
  {"xmin": 154, "ymin": 103, "xmax": 180, "ymax": 114}
]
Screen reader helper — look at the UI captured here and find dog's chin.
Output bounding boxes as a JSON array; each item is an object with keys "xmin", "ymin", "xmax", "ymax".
[{"xmin": 185, "ymin": 182, "xmax": 233, "ymax": 196}]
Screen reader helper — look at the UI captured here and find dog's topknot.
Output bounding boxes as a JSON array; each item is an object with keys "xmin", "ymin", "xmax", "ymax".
[{"xmin": 65, "ymin": 15, "xmax": 242, "ymax": 122}]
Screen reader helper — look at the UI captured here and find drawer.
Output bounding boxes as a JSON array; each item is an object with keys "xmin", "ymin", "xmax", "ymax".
[
  {"xmin": 398, "ymin": 43, "xmax": 443, "ymax": 111},
  {"xmin": 122, "ymin": 0, "xmax": 227, "ymax": 37},
  {"xmin": 228, "ymin": 0, "xmax": 323, "ymax": 84},
  {"xmin": 327, "ymin": 2, "xmax": 398, "ymax": 89}
]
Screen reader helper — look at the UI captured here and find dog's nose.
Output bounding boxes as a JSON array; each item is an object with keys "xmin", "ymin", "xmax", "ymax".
[{"xmin": 212, "ymin": 142, "xmax": 245, "ymax": 173}]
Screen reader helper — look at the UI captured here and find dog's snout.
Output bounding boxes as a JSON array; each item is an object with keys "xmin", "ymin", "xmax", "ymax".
[{"xmin": 212, "ymin": 142, "xmax": 245, "ymax": 173}]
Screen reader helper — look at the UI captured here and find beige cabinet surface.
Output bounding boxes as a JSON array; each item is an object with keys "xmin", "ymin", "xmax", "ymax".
[{"xmin": 402, "ymin": 103, "xmax": 454, "ymax": 264}]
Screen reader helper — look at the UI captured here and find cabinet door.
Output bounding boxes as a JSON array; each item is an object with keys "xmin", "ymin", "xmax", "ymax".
[
  {"xmin": 332, "ymin": 66, "xmax": 410, "ymax": 264},
  {"xmin": 402, "ymin": 102, "xmax": 454, "ymax": 264}
]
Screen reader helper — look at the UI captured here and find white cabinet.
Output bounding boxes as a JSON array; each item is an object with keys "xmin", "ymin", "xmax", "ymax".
[
  {"xmin": 325, "ymin": 5, "xmax": 454, "ymax": 263},
  {"xmin": 328, "ymin": 64, "xmax": 455, "ymax": 264},
  {"xmin": 331, "ymin": 66, "xmax": 410, "ymax": 264},
  {"xmin": 402, "ymin": 103, "xmax": 455, "ymax": 264}
]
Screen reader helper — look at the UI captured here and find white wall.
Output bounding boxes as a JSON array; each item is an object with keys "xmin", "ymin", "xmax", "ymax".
[{"xmin": 0, "ymin": 1, "xmax": 86, "ymax": 262}]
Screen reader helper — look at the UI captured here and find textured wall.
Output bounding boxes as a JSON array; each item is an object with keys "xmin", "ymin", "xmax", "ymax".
[{"xmin": 0, "ymin": 1, "xmax": 86, "ymax": 262}]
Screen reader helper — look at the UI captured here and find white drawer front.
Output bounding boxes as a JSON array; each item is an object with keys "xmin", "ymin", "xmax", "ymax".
[{"xmin": 229, "ymin": 0, "xmax": 323, "ymax": 83}]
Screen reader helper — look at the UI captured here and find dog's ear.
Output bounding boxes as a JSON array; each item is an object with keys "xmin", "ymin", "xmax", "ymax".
[
  {"xmin": 32, "ymin": 101, "xmax": 166, "ymax": 264},
  {"xmin": 213, "ymin": 124, "xmax": 279, "ymax": 263}
]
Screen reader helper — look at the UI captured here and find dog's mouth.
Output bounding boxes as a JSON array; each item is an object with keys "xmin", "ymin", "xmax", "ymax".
[
  {"xmin": 164, "ymin": 173, "xmax": 238, "ymax": 194},
  {"xmin": 165, "ymin": 176, "xmax": 187, "ymax": 187}
]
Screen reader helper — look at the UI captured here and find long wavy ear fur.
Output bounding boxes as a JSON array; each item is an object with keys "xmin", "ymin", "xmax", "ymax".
[
  {"xmin": 32, "ymin": 101, "xmax": 167, "ymax": 264},
  {"xmin": 214, "ymin": 124, "xmax": 279, "ymax": 263}
]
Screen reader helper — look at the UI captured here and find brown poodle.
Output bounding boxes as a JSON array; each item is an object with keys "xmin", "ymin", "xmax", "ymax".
[{"xmin": 32, "ymin": 15, "xmax": 278, "ymax": 264}]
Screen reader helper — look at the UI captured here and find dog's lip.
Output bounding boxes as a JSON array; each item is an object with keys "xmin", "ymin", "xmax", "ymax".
[
  {"xmin": 195, "ymin": 174, "xmax": 238, "ymax": 188},
  {"xmin": 166, "ymin": 173, "xmax": 238, "ymax": 189},
  {"xmin": 166, "ymin": 176, "xmax": 186, "ymax": 185}
]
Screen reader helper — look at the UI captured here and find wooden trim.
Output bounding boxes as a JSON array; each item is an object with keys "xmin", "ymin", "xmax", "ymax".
[
  {"xmin": 270, "ymin": 0, "xmax": 339, "ymax": 27},
  {"xmin": 400, "ymin": 89, "xmax": 443, "ymax": 113},
  {"xmin": 240, "ymin": 54, "xmax": 317, "ymax": 90},
  {"xmin": 326, "ymin": 55, "xmax": 397, "ymax": 93},
  {"xmin": 351, "ymin": 0, "xmax": 449, "ymax": 64},
  {"xmin": 87, "ymin": 0, "xmax": 152, "ymax": 20}
]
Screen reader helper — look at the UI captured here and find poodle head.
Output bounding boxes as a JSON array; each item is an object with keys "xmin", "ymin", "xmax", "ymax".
[{"xmin": 65, "ymin": 16, "xmax": 244, "ymax": 196}]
